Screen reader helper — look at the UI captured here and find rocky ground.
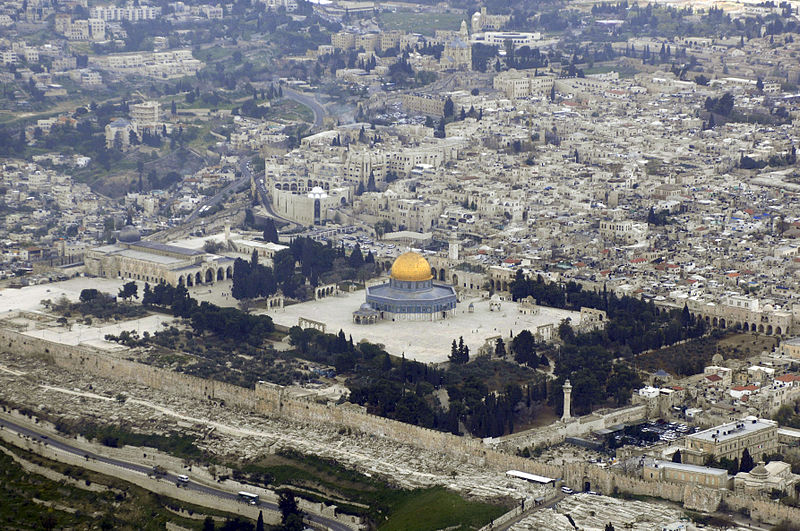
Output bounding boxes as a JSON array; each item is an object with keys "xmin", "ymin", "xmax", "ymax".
[
  {"xmin": 0, "ymin": 349, "xmax": 545, "ymax": 503},
  {"xmin": 511, "ymin": 493, "xmax": 709, "ymax": 531}
]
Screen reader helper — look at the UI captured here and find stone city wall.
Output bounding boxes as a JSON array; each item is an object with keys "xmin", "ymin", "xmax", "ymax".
[
  {"xmin": 721, "ymin": 491, "xmax": 800, "ymax": 526},
  {"xmin": 491, "ymin": 404, "xmax": 649, "ymax": 454},
  {"xmin": 3, "ymin": 328, "xmax": 799, "ymax": 526}
]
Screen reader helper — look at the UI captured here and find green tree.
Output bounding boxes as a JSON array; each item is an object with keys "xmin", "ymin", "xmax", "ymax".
[
  {"xmin": 263, "ymin": 218, "xmax": 279, "ymax": 243},
  {"xmin": 512, "ymin": 330, "xmax": 536, "ymax": 365},
  {"xmin": 495, "ymin": 337, "xmax": 506, "ymax": 357},
  {"xmin": 443, "ymin": 96, "xmax": 454, "ymax": 120},
  {"xmin": 118, "ymin": 281, "xmax": 138, "ymax": 301},
  {"xmin": 278, "ymin": 489, "xmax": 303, "ymax": 531},
  {"xmin": 349, "ymin": 243, "xmax": 364, "ymax": 268},
  {"xmin": 80, "ymin": 288, "xmax": 100, "ymax": 303},
  {"xmin": 558, "ymin": 319, "xmax": 575, "ymax": 343},
  {"xmin": 740, "ymin": 448, "xmax": 755, "ymax": 473}
]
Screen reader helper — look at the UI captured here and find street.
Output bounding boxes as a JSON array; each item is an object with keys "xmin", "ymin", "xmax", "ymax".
[{"xmin": 0, "ymin": 416, "xmax": 354, "ymax": 531}]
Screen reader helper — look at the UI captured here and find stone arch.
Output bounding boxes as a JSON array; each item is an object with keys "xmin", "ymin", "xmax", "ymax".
[
  {"xmin": 195, "ymin": 272, "xmax": 202, "ymax": 285},
  {"xmin": 767, "ymin": 325, "xmax": 773, "ymax": 335},
  {"xmin": 751, "ymin": 322, "xmax": 757, "ymax": 332},
  {"xmin": 452, "ymin": 274, "xmax": 459, "ymax": 286},
  {"xmin": 341, "ymin": 197, "xmax": 347, "ymax": 205},
  {"xmin": 719, "ymin": 318, "xmax": 726, "ymax": 329},
  {"xmin": 205, "ymin": 269, "xmax": 214, "ymax": 283},
  {"xmin": 776, "ymin": 326, "xmax": 782, "ymax": 335},
  {"xmin": 705, "ymin": 316, "xmax": 710, "ymax": 324},
  {"xmin": 275, "ymin": 182, "xmax": 281, "ymax": 189},
  {"xmin": 217, "ymin": 268, "xmax": 224, "ymax": 281},
  {"xmin": 282, "ymin": 183, "xmax": 290, "ymax": 191},
  {"xmin": 290, "ymin": 183, "xmax": 297, "ymax": 192},
  {"xmin": 502, "ymin": 281, "xmax": 508, "ymax": 291},
  {"xmin": 187, "ymin": 274, "xmax": 194, "ymax": 286},
  {"xmin": 734, "ymin": 321, "xmax": 741, "ymax": 330},
  {"xmin": 758, "ymin": 324, "xmax": 764, "ymax": 333},
  {"xmin": 307, "ymin": 179, "xmax": 313, "ymax": 188},
  {"xmin": 712, "ymin": 317, "xmax": 718, "ymax": 327},
  {"xmin": 226, "ymin": 266, "xmax": 233, "ymax": 279},
  {"xmin": 178, "ymin": 276, "xmax": 185, "ymax": 286},
  {"xmin": 431, "ymin": 267, "xmax": 436, "ymax": 278}
]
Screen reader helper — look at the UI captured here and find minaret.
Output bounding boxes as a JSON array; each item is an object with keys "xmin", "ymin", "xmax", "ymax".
[{"xmin": 562, "ymin": 380, "xmax": 572, "ymax": 421}]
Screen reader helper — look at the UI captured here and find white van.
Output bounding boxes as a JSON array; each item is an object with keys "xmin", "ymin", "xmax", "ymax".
[
  {"xmin": 560, "ymin": 486, "xmax": 574, "ymax": 494},
  {"xmin": 177, "ymin": 474, "xmax": 189, "ymax": 483}
]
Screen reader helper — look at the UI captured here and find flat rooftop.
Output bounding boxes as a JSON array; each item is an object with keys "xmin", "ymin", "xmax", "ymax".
[
  {"xmin": 132, "ymin": 240, "xmax": 203, "ymax": 256},
  {"xmin": 648, "ymin": 459, "xmax": 728, "ymax": 477},
  {"xmin": 688, "ymin": 418, "xmax": 775, "ymax": 444}
]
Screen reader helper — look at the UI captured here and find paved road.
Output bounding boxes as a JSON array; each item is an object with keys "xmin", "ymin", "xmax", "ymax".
[
  {"xmin": 0, "ymin": 416, "xmax": 354, "ymax": 531},
  {"xmin": 492, "ymin": 493, "xmax": 565, "ymax": 531},
  {"xmin": 282, "ymin": 86, "xmax": 326, "ymax": 129},
  {"xmin": 249, "ymin": 161, "xmax": 303, "ymax": 231},
  {"xmin": 184, "ymin": 169, "xmax": 250, "ymax": 224}
]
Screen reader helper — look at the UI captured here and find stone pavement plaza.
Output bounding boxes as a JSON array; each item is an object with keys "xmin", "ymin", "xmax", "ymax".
[
  {"xmin": 0, "ymin": 277, "xmax": 177, "ymax": 351},
  {"xmin": 265, "ymin": 290, "xmax": 581, "ymax": 364}
]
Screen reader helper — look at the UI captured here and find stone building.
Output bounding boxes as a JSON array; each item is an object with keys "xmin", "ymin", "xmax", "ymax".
[
  {"xmin": 734, "ymin": 461, "xmax": 799, "ymax": 495},
  {"xmin": 129, "ymin": 101, "xmax": 160, "ymax": 136},
  {"xmin": 682, "ymin": 418, "xmax": 779, "ymax": 466},
  {"xmin": 84, "ymin": 226, "xmax": 233, "ymax": 287},
  {"xmin": 643, "ymin": 459, "xmax": 731, "ymax": 489},
  {"xmin": 105, "ymin": 118, "xmax": 134, "ymax": 149},
  {"xmin": 687, "ymin": 294, "xmax": 793, "ymax": 336}
]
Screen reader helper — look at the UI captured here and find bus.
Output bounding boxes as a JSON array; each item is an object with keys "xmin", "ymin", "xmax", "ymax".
[{"xmin": 238, "ymin": 492, "xmax": 259, "ymax": 505}]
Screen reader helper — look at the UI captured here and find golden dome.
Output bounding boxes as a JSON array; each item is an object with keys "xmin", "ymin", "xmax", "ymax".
[{"xmin": 390, "ymin": 251, "xmax": 433, "ymax": 282}]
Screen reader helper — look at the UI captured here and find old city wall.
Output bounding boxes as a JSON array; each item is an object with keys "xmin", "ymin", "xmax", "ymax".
[
  {"xmin": 492, "ymin": 404, "xmax": 649, "ymax": 454},
  {"xmin": 721, "ymin": 491, "xmax": 800, "ymax": 525},
  {"xmin": 4, "ymin": 328, "xmax": 799, "ymax": 525},
  {"xmin": 0, "ymin": 329, "xmax": 264, "ymax": 413}
]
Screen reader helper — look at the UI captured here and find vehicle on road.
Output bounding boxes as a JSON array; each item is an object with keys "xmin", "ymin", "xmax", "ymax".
[
  {"xmin": 177, "ymin": 474, "xmax": 189, "ymax": 483},
  {"xmin": 238, "ymin": 491, "xmax": 259, "ymax": 505},
  {"xmin": 561, "ymin": 486, "xmax": 574, "ymax": 494}
]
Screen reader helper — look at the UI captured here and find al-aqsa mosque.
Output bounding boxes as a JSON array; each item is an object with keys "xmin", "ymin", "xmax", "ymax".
[{"xmin": 353, "ymin": 251, "xmax": 458, "ymax": 323}]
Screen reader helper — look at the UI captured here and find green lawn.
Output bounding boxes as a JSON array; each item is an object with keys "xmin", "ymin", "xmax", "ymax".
[
  {"xmin": 380, "ymin": 487, "xmax": 507, "ymax": 531},
  {"xmin": 240, "ymin": 451, "xmax": 508, "ymax": 529},
  {"xmin": 378, "ymin": 12, "xmax": 466, "ymax": 36}
]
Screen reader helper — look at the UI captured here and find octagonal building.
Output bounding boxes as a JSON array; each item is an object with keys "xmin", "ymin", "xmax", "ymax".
[{"xmin": 358, "ymin": 251, "xmax": 457, "ymax": 323}]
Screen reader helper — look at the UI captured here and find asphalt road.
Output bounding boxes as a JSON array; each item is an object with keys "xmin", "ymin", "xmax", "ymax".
[
  {"xmin": 184, "ymin": 168, "xmax": 250, "ymax": 224},
  {"xmin": 282, "ymin": 86, "xmax": 326, "ymax": 129},
  {"xmin": 249, "ymin": 161, "xmax": 303, "ymax": 231},
  {"xmin": 0, "ymin": 416, "xmax": 354, "ymax": 531}
]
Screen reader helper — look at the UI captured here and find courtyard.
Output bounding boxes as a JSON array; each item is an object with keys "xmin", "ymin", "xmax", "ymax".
[{"xmin": 264, "ymin": 289, "xmax": 581, "ymax": 364}]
